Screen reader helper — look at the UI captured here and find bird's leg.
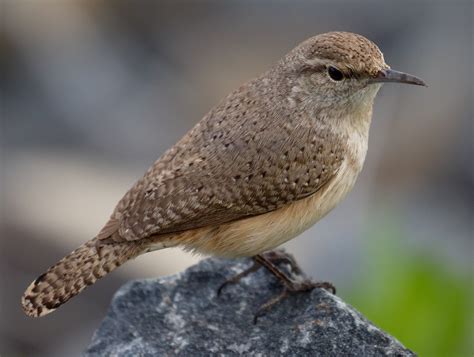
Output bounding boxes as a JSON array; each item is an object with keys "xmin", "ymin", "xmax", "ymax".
[
  {"xmin": 252, "ymin": 253, "xmax": 336, "ymax": 324},
  {"xmin": 254, "ymin": 253, "xmax": 336, "ymax": 294},
  {"xmin": 217, "ymin": 250, "xmax": 302, "ymax": 296},
  {"xmin": 259, "ymin": 249, "xmax": 303, "ymax": 275},
  {"xmin": 217, "ymin": 250, "xmax": 336, "ymax": 323}
]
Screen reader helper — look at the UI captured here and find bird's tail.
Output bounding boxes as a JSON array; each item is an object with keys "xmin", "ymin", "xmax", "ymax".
[{"xmin": 21, "ymin": 237, "xmax": 144, "ymax": 317}]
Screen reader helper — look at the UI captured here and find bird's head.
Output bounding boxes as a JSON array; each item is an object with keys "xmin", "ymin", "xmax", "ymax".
[{"xmin": 279, "ymin": 32, "xmax": 426, "ymax": 116}]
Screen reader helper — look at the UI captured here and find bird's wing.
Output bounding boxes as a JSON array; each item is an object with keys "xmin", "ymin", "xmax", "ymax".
[{"xmin": 98, "ymin": 95, "xmax": 346, "ymax": 242}]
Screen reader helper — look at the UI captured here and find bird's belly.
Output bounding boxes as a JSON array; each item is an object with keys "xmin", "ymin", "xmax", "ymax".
[{"xmin": 178, "ymin": 159, "xmax": 360, "ymax": 258}]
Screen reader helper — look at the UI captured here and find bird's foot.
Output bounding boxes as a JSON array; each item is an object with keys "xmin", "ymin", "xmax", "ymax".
[
  {"xmin": 253, "ymin": 280, "xmax": 335, "ymax": 324},
  {"xmin": 252, "ymin": 252, "xmax": 335, "ymax": 323},
  {"xmin": 217, "ymin": 249, "xmax": 302, "ymax": 296},
  {"xmin": 217, "ymin": 250, "xmax": 336, "ymax": 324}
]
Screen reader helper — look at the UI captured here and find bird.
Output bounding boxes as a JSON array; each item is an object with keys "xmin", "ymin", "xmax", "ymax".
[{"xmin": 22, "ymin": 31, "xmax": 425, "ymax": 318}]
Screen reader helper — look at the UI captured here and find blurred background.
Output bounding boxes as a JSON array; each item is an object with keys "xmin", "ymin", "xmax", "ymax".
[{"xmin": 1, "ymin": 0, "xmax": 472, "ymax": 356}]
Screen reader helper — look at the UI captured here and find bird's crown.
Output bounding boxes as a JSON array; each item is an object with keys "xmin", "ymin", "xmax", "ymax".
[{"xmin": 290, "ymin": 31, "xmax": 388, "ymax": 77}]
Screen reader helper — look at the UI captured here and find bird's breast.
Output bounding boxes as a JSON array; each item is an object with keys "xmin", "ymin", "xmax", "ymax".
[
  {"xmin": 173, "ymin": 120, "xmax": 370, "ymax": 258},
  {"xmin": 176, "ymin": 155, "xmax": 364, "ymax": 258}
]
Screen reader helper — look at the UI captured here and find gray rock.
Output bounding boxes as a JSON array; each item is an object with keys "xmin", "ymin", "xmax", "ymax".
[{"xmin": 84, "ymin": 255, "xmax": 415, "ymax": 356}]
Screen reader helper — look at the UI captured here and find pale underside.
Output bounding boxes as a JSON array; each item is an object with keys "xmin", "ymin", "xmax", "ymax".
[{"xmin": 148, "ymin": 158, "xmax": 360, "ymax": 258}]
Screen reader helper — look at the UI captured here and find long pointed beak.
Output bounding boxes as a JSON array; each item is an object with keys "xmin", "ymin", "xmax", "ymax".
[{"xmin": 371, "ymin": 68, "xmax": 427, "ymax": 86}]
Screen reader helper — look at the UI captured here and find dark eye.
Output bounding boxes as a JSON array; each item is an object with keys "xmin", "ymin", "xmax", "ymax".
[{"xmin": 328, "ymin": 66, "xmax": 344, "ymax": 81}]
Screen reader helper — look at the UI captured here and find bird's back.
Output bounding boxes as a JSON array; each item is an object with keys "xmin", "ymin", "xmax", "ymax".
[{"xmin": 104, "ymin": 74, "xmax": 347, "ymax": 244}]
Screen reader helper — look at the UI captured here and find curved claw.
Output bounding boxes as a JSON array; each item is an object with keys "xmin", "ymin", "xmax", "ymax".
[
  {"xmin": 286, "ymin": 280, "xmax": 336, "ymax": 294},
  {"xmin": 252, "ymin": 280, "xmax": 336, "ymax": 324},
  {"xmin": 253, "ymin": 289, "xmax": 289, "ymax": 324},
  {"xmin": 313, "ymin": 281, "xmax": 336, "ymax": 295},
  {"xmin": 217, "ymin": 262, "xmax": 260, "ymax": 297}
]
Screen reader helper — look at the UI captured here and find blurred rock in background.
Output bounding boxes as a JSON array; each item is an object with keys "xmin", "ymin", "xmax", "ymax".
[{"xmin": 1, "ymin": 1, "xmax": 472, "ymax": 356}]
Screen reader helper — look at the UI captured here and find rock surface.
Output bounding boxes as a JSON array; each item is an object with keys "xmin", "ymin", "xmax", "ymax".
[{"xmin": 84, "ymin": 255, "xmax": 415, "ymax": 356}]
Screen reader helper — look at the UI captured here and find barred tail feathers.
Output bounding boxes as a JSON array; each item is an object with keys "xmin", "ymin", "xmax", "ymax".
[{"xmin": 21, "ymin": 237, "xmax": 144, "ymax": 317}]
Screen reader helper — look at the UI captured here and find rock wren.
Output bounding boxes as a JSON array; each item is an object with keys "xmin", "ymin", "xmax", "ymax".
[{"xmin": 22, "ymin": 31, "xmax": 425, "ymax": 318}]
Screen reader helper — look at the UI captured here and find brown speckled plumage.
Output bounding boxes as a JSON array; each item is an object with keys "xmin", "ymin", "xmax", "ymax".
[
  {"xmin": 22, "ymin": 32, "xmax": 413, "ymax": 317},
  {"xmin": 296, "ymin": 32, "xmax": 386, "ymax": 76},
  {"xmin": 22, "ymin": 238, "xmax": 145, "ymax": 317}
]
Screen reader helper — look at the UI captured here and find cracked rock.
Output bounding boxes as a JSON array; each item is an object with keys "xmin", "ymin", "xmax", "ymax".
[{"xmin": 84, "ymin": 255, "xmax": 415, "ymax": 356}]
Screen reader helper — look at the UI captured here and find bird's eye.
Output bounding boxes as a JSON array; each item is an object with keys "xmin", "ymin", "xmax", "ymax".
[{"xmin": 327, "ymin": 66, "xmax": 344, "ymax": 81}]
